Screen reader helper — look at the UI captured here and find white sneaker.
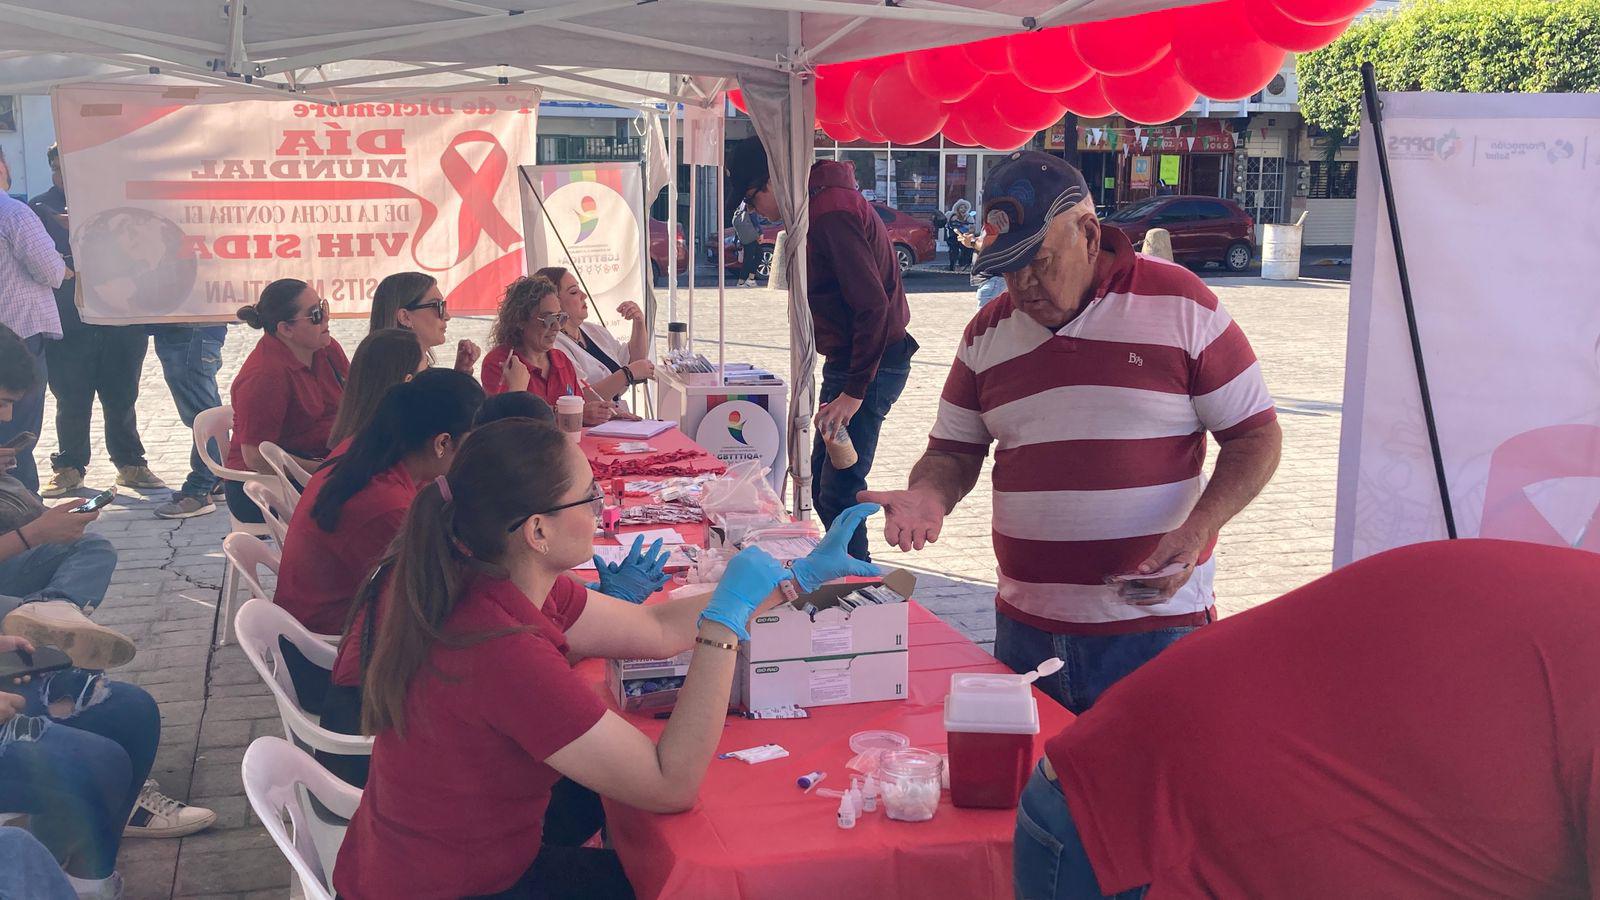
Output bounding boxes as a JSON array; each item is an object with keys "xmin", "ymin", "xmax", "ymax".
[
  {"xmin": 123, "ymin": 779, "xmax": 216, "ymax": 838},
  {"xmin": 2, "ymin": 601, "xmax": 136, "ymax": 670},
  {"xmin": 69, "ymin": 871, "xmax": 123, "ymax": 900}
]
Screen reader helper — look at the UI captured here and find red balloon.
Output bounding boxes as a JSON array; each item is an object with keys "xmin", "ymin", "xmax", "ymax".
[
  {"xmin": 1099, "ymin": 56, "xmax": 1198, "ymax": 125},
  {"xmin": 942, "ymin": 111, "xmax": 977, "ymax": 146},
  {"xmin": 1056, "ymin": 77, "xmax": 1115, "ymax": 118},
  {"xmin": 1172, "ymin": 4, "xmax": 1286, "ymax": 101},
  {"xmin": 966, "ymin": 115, "xmax": 1032, "ymax": 151},
  {"xmin": 814, "ymin": 67, "xmax": 851, "ymax": 123},
  {"xmin": 1240, "ymin": 0, "xmax": 1351, "ymax": 51},
  {"xmin": 845, "ymin": 68, "xmax": 885, "ymax": 141},
  {"xmin": 728, "ymin": 89, "xmax": 746, "ymax": 113},
  {"xmin": 990, "ymin": 77, "xmax": 1068, "ymax": 133},
  {"xmin": 962, "ymin": 37, "xmax": 1016, "ymax": 75},
  {"xmin": 1269, "ymin": 0, "xmax": 1371, "ymax": 26},
  {"xmin": 1007, "ymin": 27, "xmax": 1093, "ymax": 93},
  {"xmin": 1072, "ymin": 12, "xmax": 1173, "ymax": 76},
  {"xmin": 822, "ymin": 119, "xmax": 860, "ymax": 143},
  {"xmin": 905, "ymin": 45, "xmax": 984, "ymax": 103},
  {"xmin": 869, "ymin": 62, "xmax": 950, "ymax": 144}
]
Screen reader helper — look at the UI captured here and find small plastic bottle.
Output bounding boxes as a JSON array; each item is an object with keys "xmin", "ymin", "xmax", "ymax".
[
  {"xmin": 862, "ymin": 774, "xmax": 880, "ymax": 813},
  {"xmin": 836, "ymin": 791, "xmax": 857, "ymax": 829}
]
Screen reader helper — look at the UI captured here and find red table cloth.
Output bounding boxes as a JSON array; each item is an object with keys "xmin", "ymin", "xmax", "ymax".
[{"xmin": 576, "ymin": 425, "xmax": 1074, "ymax": 899}]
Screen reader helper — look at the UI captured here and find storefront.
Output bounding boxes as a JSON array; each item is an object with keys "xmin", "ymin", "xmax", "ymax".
[
  {"xmin": 814, "ymin": 133, "xmax": 1045, "ymax": 227},
  {"xmin": 1045, "ymin": 117, "xmax": 1236, "ymax": 212}
]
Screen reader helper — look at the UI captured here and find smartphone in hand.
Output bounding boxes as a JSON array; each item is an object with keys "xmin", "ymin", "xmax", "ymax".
[
  {"xmin": 2, "ymin": 431, "xmax": 37, "ymax": 451},
  {"xmin": 71, "ymin": 487, "xmax": 117, "ymax": 514},
  {"xmin": 0, "ymin": 645, "xmax": 72, "ymax": 686}
]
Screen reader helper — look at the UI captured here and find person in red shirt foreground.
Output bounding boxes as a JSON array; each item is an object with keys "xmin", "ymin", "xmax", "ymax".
[
  {"xmin": 332, "ymin": 417, "xmax": 880, "ymax": 899},
  {"xmin": 225, "ymin": 279, "xmax": 349, "ymax": 523},
  {"xmin": 1015, "ymin": 539, "xmax": 1600, "ymax": 899},
  {"xmin": 273, "ymin": 370, "xmax": 484, "ymax": 712},
  {"xmin": 479, "ymin": 275, "xmax": 621, "ymax": 424}
]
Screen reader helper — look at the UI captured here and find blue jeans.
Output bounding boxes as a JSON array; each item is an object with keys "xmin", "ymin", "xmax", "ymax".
[
  {"xmin": 1014, "ymin": 762, "xmax": 1147, "ymax": 900},
  {"xmin": 0, "ymin": 334, "xmax": 50, "ymax": 493},
  {"xmin": 150, "ymin": 325, "xmax": 226, "ymax": 498},
  {"xmin": 0, "ymin": 534, "xmax": 117, "ymax": 618},
  {"xmin": 994, "ymin": 612, "xmax": 1206, "ymax": 715},
  {"xmin": 0, "ymin": 671, "xmax": 159, "ymax": 878},
  {"xmin": 976, "ymin": 276, "xmax": 1007, "ymax": 309},
  {"xmin": 0, "ymin": 826, "xmax": 76, "ymax": 899},
  {"xmin": 812, "ymin": 335, "xmax": 916, "ymax": 562}
]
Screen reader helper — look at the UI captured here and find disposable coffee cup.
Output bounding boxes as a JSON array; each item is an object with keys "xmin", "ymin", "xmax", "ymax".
[
  {"xmin": 556, "ymin": 395, "xmax": 585, "ymax": 441},
  {"xmin": 823, "ymin": 424, "xmax": 858, "ymax": 469},
  {"xmin": 943, "ymin": 671, "xmax": 1040, "ymax": 809}
]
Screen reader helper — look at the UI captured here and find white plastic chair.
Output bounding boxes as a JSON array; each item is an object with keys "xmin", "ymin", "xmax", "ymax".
[
  {"xmin": 244, "ymin": 479, "xmax": 294, "ymax": 547},
  {"xmin": 234, "ymin": 598, "xmax": 373, "ymax": 758},
  {"xmin": 220, "ymin": 532, "xmax": 277, "ymax": 647},
  {"xmin": 194, "ymin": 404, "xmax": 273, "ymax": 539},
  {"xmin": 242, "ymin": 736, "xmax": 362, "ymax": 900},
  {"xmin": 258, "ymin": 441, "xmax": 312, "ymax": 515}
]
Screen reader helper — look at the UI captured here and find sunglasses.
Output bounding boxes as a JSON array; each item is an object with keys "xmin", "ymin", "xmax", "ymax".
[
  {"xmin": 290, "ymin": 300, "xmax": 329, "ymax": 326},
  {"xmin": 533, "ymin": 311, "xmax": 570, "ymax": 330},
  {"xmin": 506, "ymin": 484, "xmax": 604, "ymax": 533},
  {"xmin": 405, "ymin": 299, "xmax": 448, "ymax": 318}
]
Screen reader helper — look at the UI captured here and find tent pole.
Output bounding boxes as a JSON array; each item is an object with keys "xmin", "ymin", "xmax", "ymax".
[
  {"xmin": 1360, "ymin": 63, "xmax": 1456, "ymax": 539},
  {"xmin": 788, "ymin": 11, "xmax": 814, "ymax": 520},
  {"xmin": 688, "ymin": 87, "xmax": 697, "ymax": 353},
  {"xmin": 667, "ymin": 80, "xmax": 680, "ymax": 329},
  {"xmin": 717, "ymin": 105, "xmax": 727, "ymax": 390}
]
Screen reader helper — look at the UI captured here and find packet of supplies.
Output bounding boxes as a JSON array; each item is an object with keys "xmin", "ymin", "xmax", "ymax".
[
  {"xmin": 719, "ymin": 743, "xmax": 790, "ymax": 764},
  {"xmin": 702, "ymin": 460, "xmax": 786, "ymax": 545}
]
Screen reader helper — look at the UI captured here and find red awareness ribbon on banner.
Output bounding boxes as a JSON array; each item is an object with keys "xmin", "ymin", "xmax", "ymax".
[{"xmin": 125, "ymin": 129, "xmax": 521, "ymax": 275}]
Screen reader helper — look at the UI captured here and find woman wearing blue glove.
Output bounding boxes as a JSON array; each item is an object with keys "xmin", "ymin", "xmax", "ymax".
[{"xmin": 334, "ymin": 418, "xmax": 879, "ymax": 900}]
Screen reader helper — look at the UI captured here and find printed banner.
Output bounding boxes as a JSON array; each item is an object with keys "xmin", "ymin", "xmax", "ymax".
[
  {"xmin": 519, "ymin": 162, "xmax": 647, "ymax": 321},
  {"xmin": 1335, "ymin": 92, "xmax": 1600, "ymax": 565},
  {"xmin": 52, "ymin": 85, "xmax": 538, "ymax": 323}
]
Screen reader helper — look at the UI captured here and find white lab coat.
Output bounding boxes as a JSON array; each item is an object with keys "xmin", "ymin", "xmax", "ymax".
[{"xmin": 556, "ymin": 321, "xmax": 637, "ymax": 408}]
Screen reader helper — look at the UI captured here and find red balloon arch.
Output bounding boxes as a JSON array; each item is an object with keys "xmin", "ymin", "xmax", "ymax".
[{"xmin": 763, "ymin": 0, "xmax": 1357, "ymax": 150}]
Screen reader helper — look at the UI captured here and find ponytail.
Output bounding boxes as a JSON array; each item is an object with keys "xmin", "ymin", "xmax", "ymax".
[
  {"xmin": 359, "ymin": 419, "xmax": 576, "ymax": 736},
  {"xmin": 311, "ymin": 369, "xmax": 484, "ymax": 533},
  {"xmin": 238, "ymin": 278, "xmax": 309, "ymax": 334}
]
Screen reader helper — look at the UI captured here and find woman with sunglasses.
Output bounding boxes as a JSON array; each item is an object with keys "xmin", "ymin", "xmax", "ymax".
[
  {"xmin": 225, "ymin": 279, "xmax": 349, "ymax": 524},
  {"xmin": 480, "ymin": 276, "xmax": 618, "ymax": 425},
  {"xmin": 535, "ymin": 266, "xmax": 654, "ymax": 410},
  {"xmin": 332, "ymin": 418, "xmax": 880, "ymax": 899},
  {"xmin": 368, "ymin": 271, "xmax": 481, "ymax": 374}
]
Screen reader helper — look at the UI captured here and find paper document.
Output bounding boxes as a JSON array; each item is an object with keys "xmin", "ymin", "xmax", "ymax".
[{"xmin": 589, "ymin": 419, "xmax": 677, "ymax": 439}]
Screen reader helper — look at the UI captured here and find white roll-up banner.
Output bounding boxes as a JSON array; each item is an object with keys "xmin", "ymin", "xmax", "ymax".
[
  {"xmin": 518, "ymin": 161, "xmax": 648, "ymax": 325},
  {"xmin": 1335, "ymin": 92, "xmax": 1600, "ymax": 565}
]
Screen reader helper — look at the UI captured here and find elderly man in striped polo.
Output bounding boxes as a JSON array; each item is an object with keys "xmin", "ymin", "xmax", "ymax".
[{"xmin": 862, "ymin": 152, "xmax": 1281, "ymax": 714}]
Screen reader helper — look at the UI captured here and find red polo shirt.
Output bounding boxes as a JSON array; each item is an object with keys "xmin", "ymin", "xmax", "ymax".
[
  {"xmin": 274, "ymin": 459, "xmax": 417, "ymax": 636},
  {"xmin": 332, "ymin": 574, "xmax": 601, "ymax": 900},
  {"xmin": 225, "ymin": 334, "xmax": 349, "ymax": 469},
  {"xmin": 480, "ymin": 344, "xmax": 583, "ymax": 403},
  {"xmin": 1048, "ymin": 539, "xmax": 1600, "ymax": 897}
]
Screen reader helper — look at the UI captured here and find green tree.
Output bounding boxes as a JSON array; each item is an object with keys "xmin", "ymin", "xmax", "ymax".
[{"xmin": 1298, "ymin": 0, "xmax": 1600, "ymax": 150}]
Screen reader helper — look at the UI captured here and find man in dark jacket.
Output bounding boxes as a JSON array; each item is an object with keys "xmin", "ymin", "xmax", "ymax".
[
  {"xmin": 29, "ymin": 145, "xmax": 164, "ymax": 499},
  {"xmin": 728, "ymin": 138, "xmax": 917, "ymax": 560}
]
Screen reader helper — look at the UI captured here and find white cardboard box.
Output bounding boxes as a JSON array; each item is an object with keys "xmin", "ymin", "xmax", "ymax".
[
  {"xmin": 738, "ymin": 649, "xmax": 909, "ymax": 710},
  {"xmin": 743, "ymin": 569, "xmax": 915, "ymax": 663},
  {"xmin": 607, "ymin": 651, "xmax": 693, "ymax": 713}
]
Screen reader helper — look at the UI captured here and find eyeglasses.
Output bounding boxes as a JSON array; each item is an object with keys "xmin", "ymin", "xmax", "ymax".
[
  {"xmin": 533, "ymin": 311, "xmax": 570, "ymax": 330},
  {"xmin": 405, "ymin": 299, "xmax": 448, "ymax": 318},
  {"xmin": 289, "ymin": 300, "xmax": 329, "ymax": 326},
  {"xmin": 505, "ymin": 484, "xmax": 604, "ymax": 533}
]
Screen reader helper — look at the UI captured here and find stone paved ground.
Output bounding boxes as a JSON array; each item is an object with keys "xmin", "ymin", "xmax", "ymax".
[{"xmin": 47, "ymin": 270, "xmax": 1347, "ymax": 898}]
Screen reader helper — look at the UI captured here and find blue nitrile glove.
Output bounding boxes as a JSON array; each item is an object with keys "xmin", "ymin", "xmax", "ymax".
[
  {"xmin": 699, "ymin": 546, "xmax": 788, "ymax": 640},
  {"xmin": 788, "ymin": 502, "xmax": 884, "ymax": 593},
  {"xmin": 593, "ymin": 535, "xmax": 672, "ymax": 604}
]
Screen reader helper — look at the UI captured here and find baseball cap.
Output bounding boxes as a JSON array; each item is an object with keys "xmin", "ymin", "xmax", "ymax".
[{"xmin": 972, "ymin": 151, "xmax": 1092, "ymax": 276}]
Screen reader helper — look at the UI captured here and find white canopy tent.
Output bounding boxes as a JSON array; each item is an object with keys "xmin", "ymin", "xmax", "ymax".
[{"xmin": 0, "ymin": 0, "xmax": 1207, "ymax": 516}]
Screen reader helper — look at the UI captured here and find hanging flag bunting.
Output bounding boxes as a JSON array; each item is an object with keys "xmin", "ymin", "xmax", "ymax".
[
  {"xmin": 1186, "ymin": 136, "xmax": 1196, "ymax": 151},
  {"xmin": 1134, "ymin": 127, "xmax": 1143, "ymax": 140},
  {"xmin": 1139, "ymin": 136, "xmax": 1149, "ymax": 152}
]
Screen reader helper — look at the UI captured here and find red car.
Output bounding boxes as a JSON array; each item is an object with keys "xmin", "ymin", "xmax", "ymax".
[
  {"xmin": 1101, "ymin": 196, "xmax": 1256, "ymax": 272},
  {"xmin": 648, "ymin": 218, "xmax": 689, "ymax": 280},
  {"xmin": 720, "ymin": 203, "xmax": 937, "ymax": 278}
]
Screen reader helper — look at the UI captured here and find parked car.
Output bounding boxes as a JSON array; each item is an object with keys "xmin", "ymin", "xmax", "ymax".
[
  {"xmin": 648, "ymin": 218, "xmax": 689, "ymax": 280},
  {"xmin": 719, "ymin": 202, "xmax": 937, "ymax": 279},
  {"xmin": 1101, "ymin": 196, "xmax": 1256, "ymax": 272}
]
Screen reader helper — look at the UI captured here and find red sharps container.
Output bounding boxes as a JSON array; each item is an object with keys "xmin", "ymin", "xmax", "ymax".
[{"xmin": 943, "ymin": 671, "xmax": 1040, "ymax": 808}]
